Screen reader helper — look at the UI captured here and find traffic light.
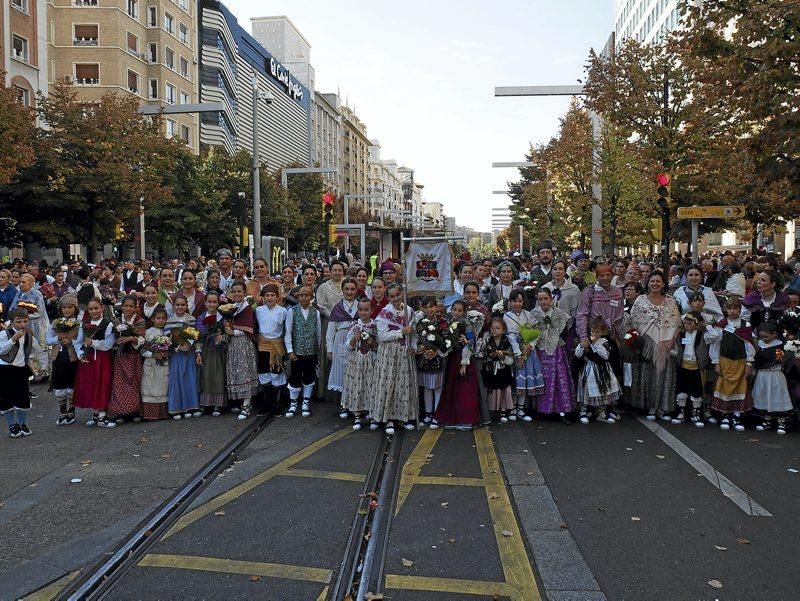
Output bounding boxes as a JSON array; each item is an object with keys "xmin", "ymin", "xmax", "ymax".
[
  {"xmin": 322, "ymin": 192, "xmax": 334, "ymax": 223},
  {"xmin": 651, "ymin": 218, "xmax": 662, "ymax": 241},
  {"xmin": 328, "ymin": 223, "xmax": 337, "ymax": 243},
  {"xmin": 656, "ymin": 172, "xmax": 671, "ymax": 210}
]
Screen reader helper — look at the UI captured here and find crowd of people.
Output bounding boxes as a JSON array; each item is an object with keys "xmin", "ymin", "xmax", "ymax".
[{"xmin": 2, "ymin": 240, "xmax": 800, "ymax": 439}]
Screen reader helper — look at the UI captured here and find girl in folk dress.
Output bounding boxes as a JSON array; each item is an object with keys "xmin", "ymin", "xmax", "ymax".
[
  {"xmin": 709, "ymin": 297, "xmax": 755, "ymax": 431},
  {"xmin": 139, "ymin": 283, "xmax": 164, "ymax": 327},
  {"xmin": 371, "ymin": 283, "xmax": 418, "ymax": 435},
  {"xmin": 503, "ymin": 289, "xmax": 544, "ymax": 422},
  {"xmin": 478, "ymin": 317, "xmax": 516, "ymax": 423},
  {"xmin": 575, "ymin": 318, "xmax": 622, "ymax": 424},
  {"xmin": 752, "ymin": 321, "xmax": 794, "ymax": 435},
  {"xmin": 435, "ymin": 300, "xmax": 482, "ymax": 429},
  {"xmin": 73, "ymin": 299, "xmax": 116, "ymax": 428},
  {"xmin": 284, "ymin": 286, "xmax": 322, "ymax": 418},
  {"xmin": 255, "ymin": 285, "xmax": 288, "ymax": 416},
  {"xmin": 416, "ymin": 296, "xmax": 449, "ymax": 429},
  {"xmin": 141, "ymin": 307, "xmax": 170, "ymax": 420},
  {"xmin": 46, "ymin": 294, "xmax": 81, "ymax": 426},
  {"xmin": 327, "ymin": 278, "xmax": 359, "ymax": 417},
  {"xmin": 166, "ymin": 295, "xmax": 201, "ymax": 419},
  {"xmin": 532, "ymin": 288, "xmax": 576, "ymax": 422},
  {"xmin": 342, "ymin": 298, "xmax": 379, "ymax": 430},
  {"xmin": 196, "ymin": 291, "xmax": 227, "ymax": 416},
  {"xmin": 224, "ymin": 281, "xmax": 260, "ymax": 420},
  {"xmin": 108, "ymin": 295, "xmax": 146, "ymax": 422}
]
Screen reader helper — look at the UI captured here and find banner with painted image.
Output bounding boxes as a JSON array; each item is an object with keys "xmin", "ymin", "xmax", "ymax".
[{"xmin": 405, "ymin": 242, "xmax": 453, "ymax": 294}]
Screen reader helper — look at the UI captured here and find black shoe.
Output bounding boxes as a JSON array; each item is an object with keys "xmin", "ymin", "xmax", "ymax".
[
  {"xmin": 29, "ymin": 392, "xmax": 38, "ymax": 400},
  {"xmin": 19, "ymin": 424, "xmax": 32, "ymax": 436},
  {"xmin": 560, "ymin": 413, "xmax": 573, "ymax": 425},
  {"xmin": 9, "ymin": 424, "xmax": 22, "ymax": 438}
]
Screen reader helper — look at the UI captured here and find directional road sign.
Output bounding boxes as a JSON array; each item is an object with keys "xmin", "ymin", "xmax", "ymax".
[{"xmin": 676, "ymin": 205, "xmax": 746, "ymax": 219}]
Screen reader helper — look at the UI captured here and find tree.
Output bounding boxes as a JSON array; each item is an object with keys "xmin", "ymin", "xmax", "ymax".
[{"xmin": 0, "ymin": 76, "xmax": 35, "ymax": 186}]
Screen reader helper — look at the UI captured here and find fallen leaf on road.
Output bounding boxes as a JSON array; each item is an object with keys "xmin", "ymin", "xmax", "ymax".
[
  {"xmin": 139, "ymin": 436, "xmax": 148, "ymax": 443},
  {"xmin": 489, "ymin": 493, "xmax": 499, "ymax": 500},
  {"xmin": 625, "ymin": 448, "xmax": 633, "ymax": 451},
  {"xmin": 81, "ymin": 459, "xmax": 92, "ymax": 466},
  {"xmin": 631, "ymin": 517, "xmax": 641, "ymax": 522},
  {"xmin": 358, "ymin": 508, "xmax": 369, "ymax": 515},
  {"xmin": 401, "ymin": 558, "xmax": 414, "ymax": 567},
  {"xmin": 522, "ymin": 449, "xmax": 529, "ymax": 453},
  {"xmin": 501, "ymin": 530, "xmax": 513, "ymax": 537},
  {"xmin": 447, "ymin": 473, "xmax": 454, "ymax": 477},
  {"xmin": 448, "ymin": 538, "xmax": 456, "ymax": 543},
  {"xmin": 440, "ymin": 502, "xmax": 449, "ymax": 507},
  {"xmin": 656, "ymin": 455, "xmax": 665, "ymax": 459},
  {"xmin": 249, "ymin": 576, "xmax": 260, "ymax": 582},
  {"xmin": 0, "ymin": 502, "xmax": 4, "ymax": 508},
  {"xmin": 737, "ymin": 538, "xmax": 751, "ymax": 545},
  {"xmin": 560, "ymin": 523, "xmax": 568, "ymax": 530},
  {"xmin": 425, "ymin": 454, "xmax": 434, "ymax": 459},
  {"xmin": 598, "ymin": 507, "xmax": 606, "ymax": 512},
  {"xmin": 364, "ymin": 593, "xmax": 384, "ymax": 600},
  {"xmin": 707, "ymin": 579, "xmax": 723, "ymax": 589},
  {"xmin": 214, "ymin": 511, "xmax": 226, "ymax": 516},
  {"xmin": 28, "ymin": 483, "xmax": 37, "ymax": 487},
  {"xmin": 745, "ymin": 438, "xmax": 759, "ymax": 443},
  {"xmin": 161, "ymin": 454, "xmax": 171, "ymax": 459},
  {"xmin": 636, "ymin": 439, "xmax": 644, "ymax": 443},
  {"xmin": 195, "ymin": 443, "xmax": 203, "ymax": 449},
  {"xmin": 538, "ymin": 442, "xmax": 547, "ymax": 445},
  {"xmin": 369, "ymin": 500, "xmax": 378, "ymax": 511},
  {"xmin": 713, "ymin": 546, "xmax": 727, "ymax": 551},
  {"xmin": 526, "ymin": 471, "xmax": 535, "ymax": 475},
  {"xmin": 133, "ymin": 454, "xmax": 140, "ymax": 458},
  {"xmin": 144, "ymin": 530, "xmax": 153, "ymax": 537}
]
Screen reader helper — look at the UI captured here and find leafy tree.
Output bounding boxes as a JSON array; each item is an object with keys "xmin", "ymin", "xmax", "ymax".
[{"xmin": 0, "ymin": 75, "xmax": 35, "ymax": 186}]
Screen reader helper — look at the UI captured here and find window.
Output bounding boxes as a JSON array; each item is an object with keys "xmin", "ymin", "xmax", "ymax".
[
  {"xmin": 74, "ymin": 0, "xmax": 97, "ymax": 5},
  {"xmin": 14, "ymin": 86, "xmax": 31, "ymax": 107},
  {"xmin": 165, "ymin": 47, "xmax": 174, "ymax": 69},
  {"xmin": 12, "ymin": 35, "xmax": 29, "ymax": 62},
  {"xmin": 74, "ymin": 64, "xmax": 99, "ymax": 85},
  {"xmin": 177, "ymin": 0, "xmax": 188, "ymax": 11},
  {"xmin": 165, "ymin": 82, "xmax": 176, "ymax": 104},
  {"xmin": 180, "ymin": 124, "xmax": 190, "ymax": 145},
  {"xmin": 179, "ymin": 90, "xmax": 190, "ymax": 104},
  {"xmin": 73, "ymin": 24, "xmax": 98, "ymax": 46},
  {"xmin": 148, "ymin": 78, "xmax": 158, "ymax": 99},
  {"xmin": 127, "ymin": 0, "xmax": 138, "ymax": 18},
  {"xmin": 179, "ymin": 57, "xmax": 189, "ymax": 78},
  {"xmin": 148, "ymin": 42, "xmax": 157, "ymax": 63},
  {"xmin": 164, "ymin": 12, "xmax": 174, "ymax": 34},
  {"xmin": 147, "ymin": 6, "xmax": 157, "ymax": 27},
  {"xmin": 127, "ymin": 31, "xmax": 139, "ymax": 54},
  {"xmin": 127, "ymin": 70, "xmax": 139, "ymax": 94},
  {"xmin": 165, "ymin": 119, "xmax": 175, "ymax": 138},
  {"xmin": 179, "ymin": 23, "xmax": 188, "ymax": 44},
  {"xmin": 11, "ymin": 0, "xmax": 28, "ymax": 14}
]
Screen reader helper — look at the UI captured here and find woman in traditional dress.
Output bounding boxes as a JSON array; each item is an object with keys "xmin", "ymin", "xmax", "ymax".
[
  {"xmin": 532, "ymin": 288, "xmax": 575, "ymax": 421},
  {"xmin": 743, "ymin": 270, "xmax": 789, "ymax": 331},
  {"xmin": 354, "ymin": 267, "xmax": 371, "ymax": 300},
  {"xmin": 327, "ymin": 277, "xmax": 359, "ymax": 410},
  {"xmin": 369, "ymin": 277, "xmax": 389, "ymax": 319},
  {"xmin": 107, "ymin": 294, "xmax": 145, "ymax": 422},
  {"xmin": 673, "ymin": 264, "xmax": 724, "ymax": 322},
  {"xmin": 224, "ymin": 280, "xmax": 259, "ymax": 420},
  {"xmin": 171, "ymin": 269, "xmax": 206, "ymax": 318},
  {"xmin": 10, "ymin": 273, "xmax": 50, "ymax": 378},
  {"xmin": 196, "ymin": 291, "xmax": 227, "ymax": 415},
  {"xmin": 628, "ymin": 271, "xmax": 682, "ymax": 420},
  {"xmin": 542, "ymin": 258, "xmax": 581, "ymax": 354}
]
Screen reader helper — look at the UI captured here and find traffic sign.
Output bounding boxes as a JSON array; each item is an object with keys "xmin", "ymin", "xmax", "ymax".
[{"xmin": 676, "ymin": 205, "xmax": 746, "ymax": 219}]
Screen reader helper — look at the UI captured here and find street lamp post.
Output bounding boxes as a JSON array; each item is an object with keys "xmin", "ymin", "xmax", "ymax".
[
  {"xmin": 280, "ymin": 166, "xmax": 338, "ymax": 252},
  {"xmin": 139, "ymin": 197, "xmax": 145, "ymax": 259},
  {"xmin": 251, "ymin": 75, "xmax": 275, "ymax": 261}
]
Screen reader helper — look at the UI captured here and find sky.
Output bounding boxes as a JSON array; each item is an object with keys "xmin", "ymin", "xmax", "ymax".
[{"xmin": 230, "ymin": 0, "xmax": 613, "ymax": 232}]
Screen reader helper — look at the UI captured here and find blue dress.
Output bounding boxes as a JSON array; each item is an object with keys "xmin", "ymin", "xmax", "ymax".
[
  {"xmin": 166, "ymin": 315, "xmax": 199, "ymax": 414},
  {"xmin": 503, "ymin": 310, "xmax": 545, "ymax": 396}
]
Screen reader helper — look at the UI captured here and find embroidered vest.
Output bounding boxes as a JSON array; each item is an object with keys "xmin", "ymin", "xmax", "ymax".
[
  {"xmin": 292, "ymin": 305, "xmax": 318, "ymax": 356},
  {"xmin": 123, "ymin": 270, "xmax": 139, "ymax": 291},
  {"xmin": 0, "ymin": 326, "xmax": 32, "ymax": 364}
]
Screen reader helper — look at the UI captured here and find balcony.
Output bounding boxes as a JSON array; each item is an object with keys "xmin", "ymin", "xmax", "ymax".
[
  {"xmin": 74, "ymin": 0, "xmax": 98, "ymax": 5},
  {"xmin": 73, "ymin": 37, "xmax": 98, "ymax": 46},
  {"xmin": 75, "ymin": 78, "xmax": 99, "ymax": 85}
]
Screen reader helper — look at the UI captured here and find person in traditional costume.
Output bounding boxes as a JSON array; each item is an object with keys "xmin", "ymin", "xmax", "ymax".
[
  {"xmin": 73, "ymin": 299, "xmax": 116, "ymax": 427},
  {"xmin": 284, "ymin": 286, "xmax": 322, "ymax": 418},
  {"xmin": 223, "ymin": 281, "xmax": 259, "ymax": 420},
  {"xmin": 478, "ymin": 317, "xmax": 516, "ymax": 422},
  {"xmin": 255, "ymin": 285, "xmax": 287, "ymax": 416},
  {"xmin": 673, "ymin": 265, "xmax": 724, "ymax": 323},
  {"xmin": 327, "ymin": 278, "xmax": 359, "ymax": 413},
  {"xmin": 503, "ymin": 289, "xmax": 543, "ymax": 421},
  {"xmin": 743, "ymin": 271, "xmax": 789, "ymax": 331},
  {"xmin": 46, "ymin": 294, "xmax": 81, "ymax": 425},
  {"xmin": 532, "ymin": 288, "xmax": 576, "ymax": 421},
  {"xmin": 542, "ymin": 259, "xmax": 581, "ymax": 354},
  {"xmin": 487, "ymin": 261, "xmax": 521, "ymax": 310},
  {"xmin": 671, "ymin": 311, "xmax": 715, "ymax": 427},
  {"xmin": 435, "ymin": 300, "xmax": 482, "ymax": 429},
  {"xmin": 119, "ymin": 259, "xmax": 143, "ymax": 294},
  {"xmin": 171, "ymin": 269, "xmax": 206, "ymax": 318},
  {"xmin": 575, "ymin": 318, "xmax": 622, "ymax": 424},
  {"xmin": 354, "ymin": 267, "xmax": 370, "ymax": 301},
  {"xmin": 0, "ymin": 269, "xmax": 18, "ymax": 322},
  {"xmin": 342, "ymin": 298, "xmax": 379, "ymax": 430},
  {"xmin": 1, "ymin": 309, "xmax": 43, "ymax": 437},
  {"xmin": 141, "ymin": 307, "xmax": 170, "ymax": 420},
  {"xmin": 752, "ymin": 321, "xmax": 794, "ymax": 435},
  {"xmin": 139, "ymin": 283, "xmax": 164, "ymax": 327},
  {"xmin": 247, "ymin": 258, "xmax": 280, "ymax": 306},
  {"xmin": 155, "ymin": 267, "xmax": 180, "ymax": 309},
  {"xmin": 285, "ymin": 265, "xmax": 318, "ymax": 308},
  {"xmin": 107, "ymin": 295, "xmax": 146, "ymax": 422},
  {"xmin": 196, "ymin": 291, "xmax": 227, "ymax": 415},
  {"xmin": 10, "ymin": 273, "xmax": 50, "ymax": 379},
  {"xmin": 369, "ymin": 277, "xmax": 389, "ymax": 319},
  {"xmin": 371, "ymin": 283, "xmax": 418, "ymax": 434},
  {"xmin": 165, "ymin": 295, "xmax": 201, "ymax": 419},
  {"xmin": 415, "ymin": 297, "xmax": 449, "ymax": 429}
]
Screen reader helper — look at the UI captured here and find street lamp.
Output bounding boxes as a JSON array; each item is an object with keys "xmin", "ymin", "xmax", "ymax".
[{"xmin": 251, "ymin": 74, "xmax": 274, "ymax": 260}]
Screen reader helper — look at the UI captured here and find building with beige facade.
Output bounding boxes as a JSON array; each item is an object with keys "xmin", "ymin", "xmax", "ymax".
[
  {"xmin": 368, "ymin": 141, "xmax": 404, "ymax": 223},
  {"xmin": 46, "ymin": 0, "xmax": 200, "ymax": 150},
  {"xmin": 3, "ymin": 0, "xmax": 48, "ymax": 107},
  {"xmin": 312, "ymin": 91, "xmax": 341, "ymax": 196},
  {"xmin": 341, "ymin": 103, "xmax": 370, "ymax": 209}
]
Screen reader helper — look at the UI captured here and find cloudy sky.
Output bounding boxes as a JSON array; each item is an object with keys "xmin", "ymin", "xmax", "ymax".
[{"xmin": 230, "ymin": 0, "xmax": 613, "ymax": 231}]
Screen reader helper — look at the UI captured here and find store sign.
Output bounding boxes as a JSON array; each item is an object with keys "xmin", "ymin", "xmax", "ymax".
[{"xmin": 269, "ymin": 58, "xmax": 304, "ymax": 102}]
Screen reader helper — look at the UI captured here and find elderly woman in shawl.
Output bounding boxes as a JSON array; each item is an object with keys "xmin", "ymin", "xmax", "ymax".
[{"xmin": 487, "ymin": 261, "xmax": 521, "ymax": 311}]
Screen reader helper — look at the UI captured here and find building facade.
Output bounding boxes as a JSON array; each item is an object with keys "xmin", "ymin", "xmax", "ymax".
[
  {"xmin": 491, "ymin": 207, "xmax": 511, "ymax": 233},
  {"xmin": 4, "ymin": 0, "xmax": 48, "ymax": 107},
  {"xmin": 46, "ymin": 0, "xmax": 200, "ymax": 149},
  {"xmin": 312, "ymin": 91, "xmax": 341, "ymax": 196},
  {"xmin": 340, "ymin": 104, "xmax": 370, "ymax": 207},
  {"xmin": 250, "ymin": 15, "xmax": 314, "ymax": 91},
  {"xmin": 368, "ymin": 141, "xmax": 404, "ymax": 222},
  {"xmin": 615, "ymin": 0, "xmax": 682, "ymax": 44},
  {"xmin": 199, "ymin": 0, "xmax": 311, "ymax": 168}
]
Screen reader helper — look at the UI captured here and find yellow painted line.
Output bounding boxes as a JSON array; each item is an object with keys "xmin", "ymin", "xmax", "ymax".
[
  {"xmin": 163, "ymin": 427, "xmax": 354, "ymax": 540},
  {"xmin": 385, "ymin": 574, "xmax": 517, "ymax": 597},
  {"xmin": 395, "ymin": 428, "xmax": 442, "ymax": 515},
  {"xmin": 283, "ymin": 468, "xmax": 366, "ymax": 483},
  {"xmin": 138, "ymin": 553, "xmax": 332, "ymax": 584},
  {"xmin": 315, "ymin": 585, "xmax": 329, "ymax": 601},
  {"xmin": 21, "ymin": 571, "xmax": 80, "ymax": 601},
  {"xmin": 416, "ymin": 475, "xmax": 485, "ymax": 487},
  {"xmin": 475, "ymin": 428, "xmax": 542, "ymax": 601}
]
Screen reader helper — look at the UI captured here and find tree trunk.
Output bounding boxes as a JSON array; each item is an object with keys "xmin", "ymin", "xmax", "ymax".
[
  {"xmin": 608, "ymin": 196, "xmax": 618, "ymax": 259},
  {"xmin": 89, "ymin": 204, "xmax": 97, "ymax": 263},
  {"xmin": 751, "ymin": 221, "xmax": 758, "ymax": 255}
]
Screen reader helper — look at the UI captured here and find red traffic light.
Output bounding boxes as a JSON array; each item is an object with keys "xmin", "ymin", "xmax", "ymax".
[
  {"xmin": 323, "ymin": 193, "xmax": 334, "ymax": 205},
  {"xmin": 655, "ymin": 173, "xmax": 671, "ymax": 187}
]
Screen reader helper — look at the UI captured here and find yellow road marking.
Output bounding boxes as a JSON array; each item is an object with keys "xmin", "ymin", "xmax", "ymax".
[
  {"xmin": 416, "ymin": 475, "xmax": 485, "ymax": 487},
  {"xmin": 315, "ymin": 585, "xmax": 329, "ymax": 601},
  {"xmin": 163, "ymin": 427, "xmax": 354, "ymax": 540},
  {"xmin": 475, "ymin": 427, "xmax": 541, "ymax": 601},
  {"xmin": 283, "ymin": 468, "xmax": 366, "ymax": 483},
  {"xmin": 138, "ymin": 553, "xmax": 332, "ymax": 584},
  {"xmin": 395, "ymin": 428, "xmax": 442, "ymax": 515},
  {"xmin": 385, "ymin": 574, "xmax": 517, "ymax": 597},
  {"xmin": 21, "ymin": 571, "xmax": 80, "ymax": 601}
]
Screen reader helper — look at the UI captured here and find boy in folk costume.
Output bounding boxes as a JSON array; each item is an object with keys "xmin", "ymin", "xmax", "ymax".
[
  {"xmin": 284, "ymin": 286, "xmax": 322, "ymax": 418},
  {"xmin": 46, "ymin": 294, "xmax": 81, "ymax": 425},
  {"xmin": 1, "ymin": 310, "xmax": 43, "ymax": 437},
  {"xmin": 255, "ymin": 285, "xmax": 288, "ymax": 416},
  {"xmin": 672, "ymin": 311, "xmax": 716, "ymax": 428},
  {"xmin": 710, "ymin": 297, "xmax": 755, "ymax": 431}
]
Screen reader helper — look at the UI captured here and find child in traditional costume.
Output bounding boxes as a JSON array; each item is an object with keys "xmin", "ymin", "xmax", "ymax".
[
  {"xmin": 503, "ymin": 289, "xmax": 543, "ymax": 422},
  {"xmin": 415, "ymin": 296, "xmax": 449, "ymax": 429},
  {"xmin": 284, "ymin": 286, "xmax": 322, "ymax": 418},
  {"xmin": 342, "ymin": 298, "xmax": 378, "ymax": 430},
  {"xmin": 255, "ymin": 285, "xmax": 287, "ymax": 416},
  {"xmin": 532, "ymin": 289, "xmax": 576, "ymax": 422},
  {"xmin": 752, "ymin": 321, "xmax": 794, "ymax": 435},
  {"xmin": 108, "ymin": 294, "xmax": 146, "ymax": 423},
  {"xmin": 478, "ymin": 317, "xmax": 516, "ymax": 423},
  {"xmin": 575, "ymin": 318, "xmax": 622, "ymax": 424},
  {"xmin": 46, "ymin": 294, "xmax": 80, "ymax": 425},
  {"xmin": 73, "ymin": 299, "xmax": 116, "ymax": 427},
  {"xmin": 223, "ymin": 281, "xmax": 259, "ymax": 420},
  {"xmin": 166, "ymin": 295, "xmax": 201, "ymax": 419},
  {"xmin": 1, "ymin": 309, "xmax": 43, "ymax": 437},
  {"xmin": 672, "ymin": 311, "xmax": 715, "ymax": 427},
  {"xmin": 141, "ymin": 307, "xmax": 170, "ymax": 420},
  {"xmin": 327, "ymin": 278, "xmax": 359, "ymax": 417},
  {"xmin": 196, "ymin": 291, "xmax": 227, "ymax": 416},
  {"xmin": 139, "ymin": 283, "xmax": 164, "ymax": 327}
]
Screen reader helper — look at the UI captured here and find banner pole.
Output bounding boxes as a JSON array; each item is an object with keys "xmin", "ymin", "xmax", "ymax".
[{"xmin": 400, "ymin": 238, "xmax": 419, "ymax": 430}]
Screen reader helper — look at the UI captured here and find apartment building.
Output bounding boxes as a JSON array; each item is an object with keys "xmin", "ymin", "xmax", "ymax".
[
  {"xmin": 3, "ymin": 0, "xmax": 48, "ymax": 107},
  {"xmin": 46, "ymin": 0, "xmax": 200, "ymax": 149},
  {"xmin": 312, "ymin": 91, "xmax": 341, "ymax": 196},
  {"xmin": 341, "ymin": 104, "xmax": 370, "ymax": 208}
]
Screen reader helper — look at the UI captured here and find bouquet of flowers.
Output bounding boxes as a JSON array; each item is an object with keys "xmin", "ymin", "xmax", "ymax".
[
  {"xmin": 81, "ymin": 322, "xmax": 100, "ymax": 353},
  {"xmin": 623, "ymin": 328, "xmax": 640, "ymax": 348},
  {"xmin": 415, "ymin": 316, "xmax": 455, "ymax": 354},
  {"xmin": 491, "ymin": 299, "xmax": 506, "ymax": 317},
  {"xmin": 518, "ymin": 324, "xmax": 541, "ymax": 346},
  {"xmin": 17, "ymin": 300, "xmax": 39, "ymax": 316},
  {"xmin": 149, "ymin": 334, "xmax": 172, "ymax": 365},
  {"xmin": 114, "ymin": 321, "xmax": 145, "ymax": 352},
  {"xmin": 218, "ymin": 303, "xmax": 238, "ymax": 320},
  {"xmin": 356, "ymin": 322, "xmax": 377, "ymax": 352},
  {"xmin": 784, "ymin": 339, "xmax": 800, "ymax": 354},
  {"xmin": 53, "ymin": 317, "xmax": 80, "ymax": 333},
  {"xmin": 202, "ymin": 314, "xmax": 227, "ymax": 347},
  {"xmin": 171, "ymin": 325, "xmax": 201, "ymax": 350}
]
